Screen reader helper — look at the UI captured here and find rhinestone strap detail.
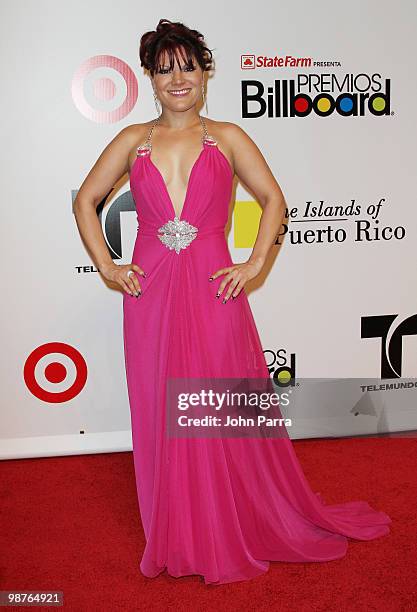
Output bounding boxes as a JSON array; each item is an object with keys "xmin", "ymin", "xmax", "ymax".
[{"xmin": 136, "ymin": 115, "xmax": 217, "ymax": 156}]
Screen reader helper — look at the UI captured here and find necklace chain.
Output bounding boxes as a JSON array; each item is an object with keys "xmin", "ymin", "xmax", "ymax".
[{"xmin": 145, "ymin": 114, "xmax": 209, "ymax": 148}]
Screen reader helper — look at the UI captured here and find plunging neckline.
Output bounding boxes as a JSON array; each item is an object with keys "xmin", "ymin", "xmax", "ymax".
[
  {"xmin": 138, "ymin": 114, "xmax": 215, "ymax": 221},
  {"xmin": 148, "ymin": 141, "xmax": 207, "ymax": 222},
  {"xmin": 130, "ymin": 115, "xmax": 234, "ymax": 222}
]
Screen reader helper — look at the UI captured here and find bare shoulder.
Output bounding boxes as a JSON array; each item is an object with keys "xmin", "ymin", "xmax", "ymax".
[
  {"xmin": 216, "ymin": 120, "xmax": 257, "ymax": 146},
  {"xmin": 204, "ymin": 118, "xmax": 249, "ymax": 173},
  {"xmin": 205, "ymin": 118, "xmax": 262, "ymax": 173},
  {"xmin": 204, "ymin": 118, "xmax": 234, "ymax": 140},
  {"xmin": 75, "ymin": 123, "xmax": 147, "ymax": 207},
  {"xmin": 121, "ymin": 122, "xmax": 155, "ymax": 172},
  {"xmin": 121, "ymin": 122, "xmax": 152, "ymax": 147}
]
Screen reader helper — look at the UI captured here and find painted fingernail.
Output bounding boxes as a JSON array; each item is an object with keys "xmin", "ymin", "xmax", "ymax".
[
  {"xmin": 216, "ymin": 293, "xmax": 220, "ymax": 298},
  {"xmin": 222, "ymin": 298, "xmax": 227, "ymax": 304},
  {"xmin": 142, "ymin": 272, "xmax": 147, "ymax": 278},
  {"xmin": 209, "ymin": 276, "xmax": 213, "ymax": 281}
]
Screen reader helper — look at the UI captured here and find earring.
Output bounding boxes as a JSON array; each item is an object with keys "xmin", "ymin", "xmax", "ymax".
[
  {"xmin": 153, "ymin": 89, "xmax": 160, "ymax": 114},
  {"xmin": 201, "ymin": 81, "xmax": 208, "ymax": 113}
]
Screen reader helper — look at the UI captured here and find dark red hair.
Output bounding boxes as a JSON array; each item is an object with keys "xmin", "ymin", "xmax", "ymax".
[{"xmin": 139, "ymin": 18, "xmax": 214, "ymax": 77}]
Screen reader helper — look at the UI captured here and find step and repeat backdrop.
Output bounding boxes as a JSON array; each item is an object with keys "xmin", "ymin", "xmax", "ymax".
[{"xmin": 2, "ymin": 0, "xmax": 416, "ymax": 458}]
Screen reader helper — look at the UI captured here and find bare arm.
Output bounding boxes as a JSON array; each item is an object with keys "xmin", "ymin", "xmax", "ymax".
[
  {"xmin": 228, "ymin": 122, "xmax": 286, "ymax": 267},
  {"xmin": 210, "ymin": 122, "xmax": 287, "ymax": 301},
  {"xmin": 73, "ymin": 126, "xmax": 144, "ymax": 296}
]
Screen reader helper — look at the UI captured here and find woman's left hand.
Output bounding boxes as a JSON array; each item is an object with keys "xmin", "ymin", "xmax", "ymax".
[{"xmin": 209, "ymin": 259, "xmax": 264, "ymax": 303}]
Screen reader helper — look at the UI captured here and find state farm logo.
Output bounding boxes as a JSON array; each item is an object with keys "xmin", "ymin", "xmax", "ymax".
[
  {"xmin": 240, "ymin": 54, "xmax": 313, "ymax": 69},
  {"xmin": 241, "ymin": 55, "xmax": 255, "ymax": 69}
]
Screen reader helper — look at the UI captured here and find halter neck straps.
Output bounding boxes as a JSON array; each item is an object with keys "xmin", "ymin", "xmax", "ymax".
[{"xmin": 136, "ymin": 115, "xmax": 217, "ymax": 156}]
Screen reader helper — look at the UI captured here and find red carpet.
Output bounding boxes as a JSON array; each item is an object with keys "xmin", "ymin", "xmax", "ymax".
[{"xmin": 1, "ymin": 437, "xmax": 416, "ymax": 611}]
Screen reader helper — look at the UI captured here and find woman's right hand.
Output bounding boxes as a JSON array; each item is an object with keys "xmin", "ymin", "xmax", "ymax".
[{"xmin": 100, "ymin": 262, "xmax": 146, "ymax": 297}]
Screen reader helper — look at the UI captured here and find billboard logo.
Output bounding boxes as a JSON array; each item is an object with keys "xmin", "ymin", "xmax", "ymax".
[
  {"xmin": 242, "ymin": 77, "xmax": 391, "ymax": 118},
  {"xmin": 265, "ymin": 349, "xmax": 296, "ymax": 387}
]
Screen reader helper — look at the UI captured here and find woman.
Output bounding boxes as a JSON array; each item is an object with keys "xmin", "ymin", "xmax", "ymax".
[{"xmin": 74, "ymin": 19, "xmax": 391, "ymax": 585}]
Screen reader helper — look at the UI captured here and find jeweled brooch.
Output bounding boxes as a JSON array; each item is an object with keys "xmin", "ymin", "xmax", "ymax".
[{"xmin": 158, "ymin": 216, "xmax": 198, "ymax": 254}]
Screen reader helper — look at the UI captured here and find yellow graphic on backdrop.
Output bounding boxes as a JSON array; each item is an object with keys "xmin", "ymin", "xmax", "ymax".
[{"xmin": 233, "ymin": 201, "xmax": 263, "ymax": 248}]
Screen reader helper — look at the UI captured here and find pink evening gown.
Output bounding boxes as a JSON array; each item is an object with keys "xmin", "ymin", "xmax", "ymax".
[{"xmin": 123, "ymin": 115, "xmax": 391, "ymax": 585}]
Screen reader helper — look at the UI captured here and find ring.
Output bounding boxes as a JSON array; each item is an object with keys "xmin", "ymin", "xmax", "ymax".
[{"xmin": 127, "ymin": 270, "xmax": 134, "ymax": 278}]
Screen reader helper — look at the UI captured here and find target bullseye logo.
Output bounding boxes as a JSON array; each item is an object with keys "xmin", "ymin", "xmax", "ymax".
[
  {"xmin": 72, "ymin": 55, "xmax": 138, "ymax": 123},
  {"xmin": 24, "ymin": 342, "xmax": 87, "ymax": 403}
]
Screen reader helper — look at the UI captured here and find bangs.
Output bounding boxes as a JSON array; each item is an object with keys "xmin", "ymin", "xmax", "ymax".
[{"xmin": 154, "ymin": 42, "xmax": 196, "ymax": 73}]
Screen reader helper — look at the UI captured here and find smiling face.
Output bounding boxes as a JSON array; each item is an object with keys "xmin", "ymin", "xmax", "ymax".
[{"xmin": 151, "ymin": 46, "xmax": 203, "ymax": 112}]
